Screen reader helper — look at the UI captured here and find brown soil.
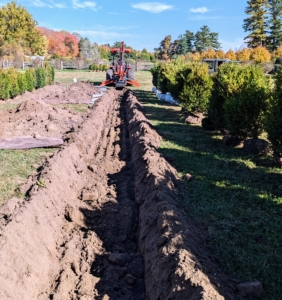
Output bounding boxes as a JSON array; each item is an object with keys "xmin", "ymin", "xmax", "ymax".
[
  {"xmin": 0, "ymin": 84, "xmax": 237, "ymax": 299},
  {"xmin": 0, "ymin": 82, "xmax": 102, "ymax": 139}
]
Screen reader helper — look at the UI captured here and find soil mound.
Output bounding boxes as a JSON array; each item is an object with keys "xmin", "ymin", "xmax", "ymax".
[
  {"xmin": 12, "ymin": 81, "xmax": 101, "ymax": 104},
  {"xmin": 0, "ymin": 87, "xmax": 237, "ymax": 299},
  {"xmin": 0, "ymin": 98, "xmax": 83, "ymax": 138}
]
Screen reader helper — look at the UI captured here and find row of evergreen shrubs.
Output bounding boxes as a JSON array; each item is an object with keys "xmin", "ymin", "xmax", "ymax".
[
  {"xmin": 0, "ymin": 65, "xmax": 55, "ymax": 100},
  {"xmin": 89, "ymin": 64, "xmax": 109, "ymax": 71},
  {"xmin": 151, "ymin": 60, "xmax": 282, "ymax": 160}
]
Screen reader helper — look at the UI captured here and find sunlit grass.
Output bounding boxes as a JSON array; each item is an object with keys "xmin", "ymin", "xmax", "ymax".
[
  {"xmin": 135, "ymin": 87, "xmax": 282, "ymax": 300},
  {"xmin": 0, "ymin": 148, "xmax": 56, "ymax": 205}
]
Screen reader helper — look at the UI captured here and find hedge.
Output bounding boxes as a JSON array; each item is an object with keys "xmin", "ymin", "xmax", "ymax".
[
  {"xmin": 89, "ymin": 64, "xmax": 108, "ymax": 71},
  {"xmin": 265, "ymin": 65, "xmax": 282, "ymax": 157},
  {"xmin": 0, "ymin": 65, "xmax": 54, "ymax": 100},
  {"xmin": 151, "ymin": 60, "xmax": 212, "ymax": 113}
]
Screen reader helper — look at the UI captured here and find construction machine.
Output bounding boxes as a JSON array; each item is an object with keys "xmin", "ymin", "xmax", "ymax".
[{"xmin": 100, "ymin": 42, "xmax": 140, "ymax": 89}]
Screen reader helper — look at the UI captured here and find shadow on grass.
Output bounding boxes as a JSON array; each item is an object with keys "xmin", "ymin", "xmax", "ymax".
[{"xmin": 134, "ymin": 89, "xmax": 282, "ymax": 300}]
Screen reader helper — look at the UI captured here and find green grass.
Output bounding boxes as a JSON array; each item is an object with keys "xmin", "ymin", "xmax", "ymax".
[
  {"xmin": 0, "ymin": 103, "xmax": 18, "ymax": 110},
  {"xmin": 0, "ymin": 148, "xmax": 56, "ymax": 205},
  {"xmin": 135, "ymin": 87, "xmax": 282, "ymax": 300},
  {"xmin": 55, "ymin": 69, "xmax": 107, "ymax": 85}
]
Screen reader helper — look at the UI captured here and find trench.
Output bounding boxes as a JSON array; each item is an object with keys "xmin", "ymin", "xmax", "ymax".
[
  {"xmin": 46, "ymin": 93, "xmax": 145, "ymax": 299},
  {"xmin": 0, "ymin": 88, "xmax": 236, "ymax": 300}
]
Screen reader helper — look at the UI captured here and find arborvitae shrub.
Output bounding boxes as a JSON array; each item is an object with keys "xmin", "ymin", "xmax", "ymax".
[
  {"xmin": 44, "ymin": 65, "xmax": 55, "ymax": 85},
  {"xmin": 25, "ymin": 69, "xmax": 35, "ymax": 92},
  {"xmin": 223, "ymin": 65, "xmax": 270, "ymax": 139},
  {"xmin": 264, "ymin": 65, "xmax": 282, "ymax": 156},
  {"xmin": 208, "ymin": 63, "xmax": 246, "ymax": 129},
  {"xmin": 0, "ymin": 71, "xmax": 10, "ymax": 100},
  {"xmin": 17, "ymin": 72, "xmax": 27, "ymax": 94},
  {"xmin": 35, "ymin": 67, "xmax": 46, "ymax": 88},
  {"xmin": 150, "ymin": 62, "xmax": 170, "ymax": 93},
  {"xmin": 7, "ymin": 68, "xmax": 20, "ymax": 98},
  {"xmin": 177, "ymin": 62, "xmax": 213, "ymax": 112},
  {"xmin": 162, "ymin": 59, "xmax": 186, "ymax": 99}
]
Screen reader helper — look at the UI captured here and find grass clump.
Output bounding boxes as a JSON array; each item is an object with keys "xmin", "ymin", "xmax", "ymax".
[{"xmin": 0, "ymin": 148, "xmax": 55, "ymax": 205}]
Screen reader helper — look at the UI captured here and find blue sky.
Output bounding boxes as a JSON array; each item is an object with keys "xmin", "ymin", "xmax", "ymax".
[{"xmin": 1, "ymin": 0, "xmax": 248, "ymax": 52}]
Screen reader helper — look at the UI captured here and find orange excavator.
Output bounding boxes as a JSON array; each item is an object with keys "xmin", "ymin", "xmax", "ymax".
[{"xmin": 100, "ymin": 42, "xmax": 140, "ymax": 89}]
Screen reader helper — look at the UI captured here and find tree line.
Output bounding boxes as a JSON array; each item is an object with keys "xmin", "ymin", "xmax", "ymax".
[
  {"xmin": 155, "ymin": 0, "xmax": 282, "ymax": 61},
  {"xmin": 0, "ymin": 1, "xmax": 154, "ymax": 63},
  {"xmin": 155, "ymin": 26, "xmax": 221, "ymax": 60}
]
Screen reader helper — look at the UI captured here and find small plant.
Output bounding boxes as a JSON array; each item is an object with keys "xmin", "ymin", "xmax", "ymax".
[{"xmin": 36, "ymin": 178, "xmax": 46, "ymax": 187}]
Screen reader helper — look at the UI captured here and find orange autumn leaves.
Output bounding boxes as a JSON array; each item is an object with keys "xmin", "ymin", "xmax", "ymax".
[
  {"xmin": 188, "ymin": 46, "xmax": 278, "ymax": 63},
  {"xmin": 38, "ymin": 27, "xmax": 79, "ymax": 58}
]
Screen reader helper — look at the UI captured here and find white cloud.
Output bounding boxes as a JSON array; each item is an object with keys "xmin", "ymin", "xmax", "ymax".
[
  {"xmin": 32, "ymin": 0, "xmax": 52, "ymax": 8},
  {"xmin": 72, "ymin": 0, "xmax": 98, "ymax": 10},
  {"xmin": 131, "ymin": 2, "xmax": 174, "ymax": 14},
  {"xmin": 219, "ymin": 38, "xmax": 245, "ymax": 52},
  {"xmin": 75, "ymin": 30, "xmax": 131, "ymax": 40},
  {"xmin": 30, "ymin": 0, "xmax": 66, "ymax": 8},
  {"xmin": 54, "ymin": 3, "xmax": 66, "ymax": 8},
  {"xmin": 190, "ymin": 7, "xmax": 208, "ymax": 14}
]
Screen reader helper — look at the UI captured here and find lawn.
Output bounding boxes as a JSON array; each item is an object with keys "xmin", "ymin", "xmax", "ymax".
[{"xmin": 134, "ymin": 77, "xmax": 282, "ymax": 299}]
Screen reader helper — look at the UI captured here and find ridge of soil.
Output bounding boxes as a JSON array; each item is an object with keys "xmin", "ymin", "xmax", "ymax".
[
  {"xmin": 0, "ymin": 86, "xmax": 237, "ymax": 299},
  {"xmin": 11, "ymin": 81, "xmax": 101, "ymax": 104}
]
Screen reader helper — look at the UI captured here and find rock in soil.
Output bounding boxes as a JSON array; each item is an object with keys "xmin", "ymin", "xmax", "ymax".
[
  {"xmin": 236, "ymin": 280, "xmax": 264, "ymax": 298},
  {"xmin": 243, "ymin": 138, "xmax": 269, "ymax": 155}
]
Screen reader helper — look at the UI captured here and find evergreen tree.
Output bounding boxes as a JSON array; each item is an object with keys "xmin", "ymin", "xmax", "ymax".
[
  {"xmin": 194, "ymin": 26, "xmax": 221, "ymax": 52},
  {"xmin": 177, "ymin": 34, "xmax": 187, "ymax": 55},
  {"xmin": 169, "ymin": 38, "xmax": 181, "ymax": 58},
  {"xmin": 184, "ymin": 30, "xmax": 195, "ymax": 53},
  {"xmin": 243, "ymin": 0, "xmax": 269, "ymax": 47},
  {"xmin": 268, "ymin": 0, "xmax": 282, "ymax": 50}
]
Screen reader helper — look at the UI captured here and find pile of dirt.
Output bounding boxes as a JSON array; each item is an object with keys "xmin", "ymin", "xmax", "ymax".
[
  {"xmin": 12, "ymin": 81, "xmax": 101, "ymax": 104},
  {"xmin": 0, "ymin": 86, "xmax": 237, "ymax": 299},
  {"xmin": 0, "ymin": 98, "xmax": 83, "ymax": 138}
]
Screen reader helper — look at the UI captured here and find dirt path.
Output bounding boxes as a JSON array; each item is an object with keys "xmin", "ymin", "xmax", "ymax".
[{"xmin": 0, "ymin": 86, "xmax": 236, "ymax": 299}]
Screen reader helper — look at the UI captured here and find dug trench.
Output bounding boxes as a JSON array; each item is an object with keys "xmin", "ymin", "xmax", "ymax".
[{"xmin": 0, "ymin": 88, "xmax": 237, "ymax": 299}]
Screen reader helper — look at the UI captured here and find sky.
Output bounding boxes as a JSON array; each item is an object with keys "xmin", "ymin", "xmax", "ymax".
[{"xmin": 0, "ymin": 0, "xmax": 248, "ymax": 52}]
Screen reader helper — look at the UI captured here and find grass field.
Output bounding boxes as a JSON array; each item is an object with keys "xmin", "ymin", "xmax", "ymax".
[
  {"xmin": 1, "ymin": 69, "xmax": 281, "ymax": 299},
  {"xmin": 133, "ymin": 75, "xmax": 282, "ymax": 300}
]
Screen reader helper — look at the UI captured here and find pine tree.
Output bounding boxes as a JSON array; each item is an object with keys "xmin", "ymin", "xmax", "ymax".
[
  {"xmin": 243, "ymin": 0, "xmax": 269, "ymax": 47},
  {"xmin": 185, "ymin": 30, "xmax": 195, "ymax": 53},
  {"xmin": 194, "ymin": 26, "xmax": 221, "ymax": 52},
  {"xmin": 268, "ymin": 0, "xmax": 282, "ymax": 50}
]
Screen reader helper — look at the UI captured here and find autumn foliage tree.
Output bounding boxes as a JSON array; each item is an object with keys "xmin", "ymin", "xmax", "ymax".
[
  {"xmin": 38, "ymin": 27, "xmax": 79, "ymax": 58},
  {"xmin": 250, "ymin": 46, "xmax": 271, "ymax": 62},
  {"xmin": 0, "ymin": 1, "xmax": 46, "ymax": 55},
  {"xmin": 225, "ymin": 49, "xmax": 237, "ymax": 60},
  {"xmin": 236, "ymin": 48, "xmax": 252, "ymax": 61}
]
